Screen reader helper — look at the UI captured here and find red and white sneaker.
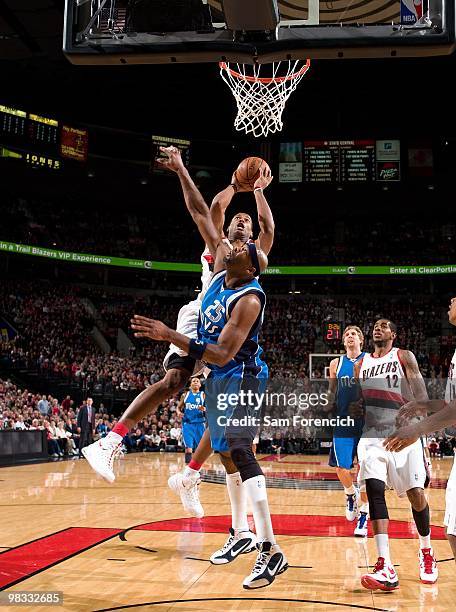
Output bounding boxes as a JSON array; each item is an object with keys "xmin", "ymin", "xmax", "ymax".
[
  {"xmin": 419, "ymin": 547, "xmax": 438, "ymax": 584},
  {"xmin": 361, "ymin": 557, "xmax": 399, "ymax": 591}
]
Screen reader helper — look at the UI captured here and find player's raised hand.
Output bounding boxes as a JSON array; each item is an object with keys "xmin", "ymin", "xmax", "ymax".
[
  {"xmin": 254, "ymin": 165, "xmax": 273, "ymax": 191},
  {"xmin": 231, "ymin": 171, "xmax": 249, "ymax": 193},
  {"xmin": 383, "ymin": 425, "xmax": 420, "ymax": 452},
  {"xmin": 131, "ymin": 315, "xmax": 170, "ymax": 342},
  {"xmin": 156, "ymin": 146, "xmax": 185, "ymax": 173}
]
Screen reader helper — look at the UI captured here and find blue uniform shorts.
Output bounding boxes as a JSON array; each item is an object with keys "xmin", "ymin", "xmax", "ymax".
[
  {"xmin": 205, "ymin": 361, "xmax": 268, "ymax": 452},
  {"xmin": 329, "ymin": 436, "xmax": 361, "ymax": 469},
  {"xmin": 182, "ymin": 421, "xmax": 206, "ymax": 450}
]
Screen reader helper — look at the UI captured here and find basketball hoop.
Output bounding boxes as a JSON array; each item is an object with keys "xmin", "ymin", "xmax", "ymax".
[{"xmin": 219, "ymin": 59, "xmax": 310, "ymax": 138}]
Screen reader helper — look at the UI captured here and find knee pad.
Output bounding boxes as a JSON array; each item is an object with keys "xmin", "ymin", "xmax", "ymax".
[
  {"xmin": 366, "ymin": 478, "xmax": 389, "ymax": 521},
  {"xmin": 228, "ymin": 438, "xmax": 263, "ymax": 481}
]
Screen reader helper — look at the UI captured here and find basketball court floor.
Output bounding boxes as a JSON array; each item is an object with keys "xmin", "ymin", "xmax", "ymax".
[{"xmin": 1, "ymin": 452, "xmax": 455, "ymax": 611}]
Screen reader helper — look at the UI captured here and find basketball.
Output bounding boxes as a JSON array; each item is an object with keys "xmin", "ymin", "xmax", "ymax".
[{"xmin": 235, "ymin": 157, "xmax": 270, "ymax": 191}]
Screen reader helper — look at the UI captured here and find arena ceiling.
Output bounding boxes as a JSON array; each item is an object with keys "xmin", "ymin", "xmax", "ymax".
[{"xmin": 0, "ymin": 1, "xmax": 454, "ymax": 140}]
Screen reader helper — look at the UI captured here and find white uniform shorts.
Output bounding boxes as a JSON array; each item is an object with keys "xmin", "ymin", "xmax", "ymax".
[
  {"xmin": 357, "ymin": 437, "xmax": 427, "ymax": 498},
  {"xmin": 163, "ymin": 300, "xmax": 200, "ymax": 371},
  {"xmin": 444, "ymin": 455, "xmax": 456, "ymax": 537}
]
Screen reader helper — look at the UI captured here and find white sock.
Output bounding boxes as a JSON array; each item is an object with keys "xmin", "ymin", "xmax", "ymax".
[
  {"xmin": 183, "ymin": 466, "xmax": 200, "ymax": 479},
  {"xmin": 344, "ymin": 485, "xmax": 356, "ymax": 495},
  {"xmin": 107, "ymin": 432, "xmax": 123, "ymax": 444},
  {"xmin": 359, "ymin": 503, "xmax": 369, "ymax": 514},
  {"xmin": 226, "ymin": 472, "xmax": 249, "ymax": 532},
  {"xmin": 419, "ymin": 533, "xmax": 431, "ymax": 549},
  {"xmin": 243, "ymin": 475, "xmax": 275, "ymax": 544},
  {"xmin": 374, "ymin": 534, "xmax": 391, "ymax": 564}
]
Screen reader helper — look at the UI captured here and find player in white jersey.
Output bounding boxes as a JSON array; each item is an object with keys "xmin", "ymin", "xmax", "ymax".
[
  {"xmin": 81, "ymin": 159, "xmax": 275, "ymax": 507},
  {"xmin": 168, "ymin": 166, "xmax": 275, "ymax": 518},
  {"xmin": 385, "ymin": 296, "xmax": 456, "ymax": 567},
  {"xmin": 355, "ymin": 319, "xmax": 438, "ymax": 591},
  {"xmin": 162, "ymin": 246, "xmax": 215, "ymax": 373}
]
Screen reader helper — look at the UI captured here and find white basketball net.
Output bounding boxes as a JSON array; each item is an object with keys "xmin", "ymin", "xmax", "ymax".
[{"xmin": 219, "ymin": 60, "xmax": 310, "ymax": 138}]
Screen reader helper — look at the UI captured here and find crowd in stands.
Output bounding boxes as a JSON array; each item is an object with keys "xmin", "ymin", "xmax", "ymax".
[
  {"xmin": 1, "ymin": 192, "xmax": 454, "ymax": 266},
  {"xmin": 1, "ymin": 282, "xmax": 452, "ymax": 397},
  {"xmin": 2, "ymin": 374, "xmax": 455, "ymax": 460},
  {"xmin": 0, "ymin": 377, "xmax": 185, "ymax": 457},
  {"xmin": 1, "ymin": 282, "xmax": 454, "ymax": 459}
]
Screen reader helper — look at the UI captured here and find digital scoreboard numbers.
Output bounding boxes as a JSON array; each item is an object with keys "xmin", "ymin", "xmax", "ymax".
[
  {"xmin": 28, "ymin": 113, "xmax": 59, "ymax": 146},
  {"xmin": 324, "ymin": 321, "xmax": 342, "ymax": 344},
  {"xmin": 0, "ymin": 104, "xmax": 26, "ymax": 139},
  {"xmin": 304, "ymin": 140, "xmax": 376, "ymax": 183},
  {"xmin": 304, "ymin": 141, "xmax": 340, "ymax": 182}
]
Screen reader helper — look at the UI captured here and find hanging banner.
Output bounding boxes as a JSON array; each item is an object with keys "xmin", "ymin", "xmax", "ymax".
[{"xmin": 0, "ymin": 241, "xmax": 455, "ymax": 275}]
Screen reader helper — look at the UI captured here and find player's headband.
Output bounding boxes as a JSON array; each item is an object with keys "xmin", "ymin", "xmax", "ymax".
[{"xmin": 247, "ymin": 242, "xmax": 260, "ymax": 277}]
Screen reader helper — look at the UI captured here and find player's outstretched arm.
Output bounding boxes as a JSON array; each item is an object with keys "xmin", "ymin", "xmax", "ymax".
[
  {"xmin": 253, "ymin": 166, "xmax": 275, "ymax": 256},
  {"xmin": 210, "ymin": 185, "xmax": 236, "ymax": 237},
  {"xmin": 384, "ymin": 400, "xmax": 456, "ymax": 452},
  {"xmin": 157, "ymin": 146, "xmax": 221, "ymax": 256},
  {"xmin": 399, "ymin": 349, "xmax": 429, "ymax": 401},
  {"xmin": 210, "ymin": 168, "xmax": 255, "ymax": 237},
  {"xmin": 131, "ymin": 295, "xmax": 260, "ymax": 368}
]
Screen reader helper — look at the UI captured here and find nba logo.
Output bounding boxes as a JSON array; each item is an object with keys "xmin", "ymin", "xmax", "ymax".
[{"xmin": 400, "ymin": 0, "xmax": 423, "ymax": 25}]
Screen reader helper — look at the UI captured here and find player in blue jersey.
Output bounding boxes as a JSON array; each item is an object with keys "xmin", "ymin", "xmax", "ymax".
[
  {"xmin": 328, "ymin": 325, "xmax": 369, "ymax": 536},
  {"xmin": 132, "ymin": 145, "xmax": 287, "ymax": 590},
  {"xmin": 176, "ymin": 377, "xmax": 206, "ymax": 464},
  {"xmin": 81, "ymin": 152, "xmax": 275, "ymax": 495}
]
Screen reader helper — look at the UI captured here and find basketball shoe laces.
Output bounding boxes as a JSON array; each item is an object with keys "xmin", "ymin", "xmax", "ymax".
[
  {"xmin": 219, "ymin": 531, "xmax": 236, "ymax": 554},
  {"xmin": 373, "ymin": 557, "xmax": 386, "ymax": 574},
  {"xmin": 347, "ymin": 494, "xmax": 356, "ymax": 512},
  {"xmin": 358, "ymin": 513, "xmax": 367, "ymax": 528},
  {"xmin": 421, "ymin": 548, "xmax": 434, "ymax": 574},
  {"xmin": 104, "ymin": 440, "xmax": 123, "ymax": 471},
  {"xmin": 252, "ymin": 548, "xmax": 269, "ymax": 574},
  {"xmin": 182, "ymin": 477, "xmax": 200, "ymax": 505}
]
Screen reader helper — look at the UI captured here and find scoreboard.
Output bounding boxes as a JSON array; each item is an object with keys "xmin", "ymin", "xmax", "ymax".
[
  {"xmin": 323, "ymin": 321, "xmax": 343, "ymax": 344},
  {"xmin": 304, "ymin": 140, "xmax": 376, "ymax": 183},
  {"xmin": 151, "ymin": 134, "xmax": 191, "ymax": 172},
  {"xmin": 0, "ymin": 104, "xmax": 26, "ymax": 138},
  {"xmin": 28, "ymin": 113, "xmax": 59, "ymax": 146},
  {"xmin": 0, "ymin": 104, "xmax": 88, "ymax": 167}
]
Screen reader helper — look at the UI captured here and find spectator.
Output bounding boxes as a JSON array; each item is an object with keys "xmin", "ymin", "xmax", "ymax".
[
  {"xmin": 37, "ymin": 395, "xmax": 50, "ymax": 417},
  {"xmin": 77, "ymin": 398, "xmax": 96, "ymax": 454}
]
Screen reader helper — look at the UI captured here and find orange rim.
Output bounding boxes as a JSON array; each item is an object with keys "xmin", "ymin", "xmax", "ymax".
[{"xmin": 219, "ymin": 59, "xmax": 310, "ymax": 84}]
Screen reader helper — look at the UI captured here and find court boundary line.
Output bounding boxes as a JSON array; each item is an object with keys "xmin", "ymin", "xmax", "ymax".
[
  {"xmin": 0, "ymin": 527, "xmax": 122, "ymax": 591},
  {"xmin": 93, "ymin": 597, "xmax": 392, "ymax": 611}
]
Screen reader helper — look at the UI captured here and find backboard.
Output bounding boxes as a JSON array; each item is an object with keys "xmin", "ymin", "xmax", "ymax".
[{"xmin": 64, "ymin": 1, "xmax": 455, "ymax": 64}]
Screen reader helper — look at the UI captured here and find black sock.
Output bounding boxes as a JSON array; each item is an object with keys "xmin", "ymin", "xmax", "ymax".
[
  {"xmin": 185, "ymin": 452, "xmax": 192, "ymax": 464},
  {"xmin": 412, "ymin": 504, "xmax": 430, "ymax": 536}
]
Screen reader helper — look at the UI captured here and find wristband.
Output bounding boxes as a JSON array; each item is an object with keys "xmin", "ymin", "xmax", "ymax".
[
  {"xmin": 230, "ymin": 183, "xmax": 238, "ymax": 193},
  {"xmin": 188, "ymin": 339, "xmax": 207, "ymax": 360},
  {"xmin": 254, "ymin": 187, "xmax": 263, "ymax": 193}
]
